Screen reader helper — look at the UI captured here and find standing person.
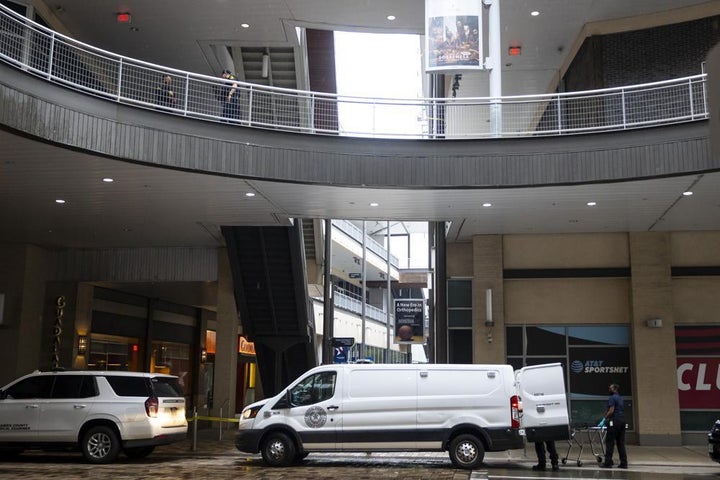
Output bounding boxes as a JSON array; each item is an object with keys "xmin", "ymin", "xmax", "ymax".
[
  {"xmin": 532, "ymin": 440, "xmax": 559, "ymax": 471},
  {"xmin": 156, "ymin": 74, "xmax": 175, "ymax": 108},
  {"xmin": 600, "ymin": 383, "xmax": 628, "ymax": 469},
  {"xmin": 219, "ymin": 69, "xmax": 240, "ymax": 120}
]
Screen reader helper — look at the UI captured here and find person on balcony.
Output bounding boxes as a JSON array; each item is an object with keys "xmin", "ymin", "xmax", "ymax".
[{"xmin": 219, "ymin": 69, "xmax": 241, "ymax": 120}]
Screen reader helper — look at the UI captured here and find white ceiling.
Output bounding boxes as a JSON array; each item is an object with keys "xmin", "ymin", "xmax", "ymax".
[
  {"xmin": 1, "ymin": 0, "xmax": 719, "ymax": 254},
  {"xmin": 2, "ymin": 129, "xmax": 719, "ymax": 251}
]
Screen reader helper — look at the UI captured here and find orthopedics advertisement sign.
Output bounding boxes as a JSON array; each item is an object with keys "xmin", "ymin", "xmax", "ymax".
[
  {"xmin": 425, "ymin": 0, "xmax": 483, "ymax": 72},
  {"xmin": 394, "ymin": 299, "xmax": 424, "ymax": 344}
]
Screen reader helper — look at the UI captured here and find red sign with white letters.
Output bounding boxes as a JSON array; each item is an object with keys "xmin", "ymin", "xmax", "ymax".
[{"xmin": 676, "ymin": 358, "xmax": 720, "ymax": 409}]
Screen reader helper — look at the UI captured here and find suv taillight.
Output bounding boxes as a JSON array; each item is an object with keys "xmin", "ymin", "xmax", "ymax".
[
  {"xmin": 145, "ymin": 397, "xmax": 159, "ymax": 417},
  {"xmin": 511, "ymin": 395, "xmax": 520, "ymax": 428}
]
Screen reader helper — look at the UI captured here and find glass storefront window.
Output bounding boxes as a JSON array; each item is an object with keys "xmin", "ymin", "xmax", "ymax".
[
  {"xmin": 88, "ymin": 335, "xmax": 141, "ymax": 371},
  {"xmin": 526, "ymin": 326, "xmax": 566, "ymax": 356},
  {"xmin": 151, "ymin": 341, "xmax": 191, "ymax": 397},
  {"xmin": 506, "ymin": 324, "xmax": 632, "ymax": 429}
]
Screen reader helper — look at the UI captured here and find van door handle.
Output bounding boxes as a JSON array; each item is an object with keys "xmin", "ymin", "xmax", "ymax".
[
  {"xmin": 536, "ymin": 406, "xmax": 545, "ymax": 413},
  {"xmin": 73, "ymin": 404, "xmax": 87, "ymax": 409},
  {"xmin": 327, "ymin": 405, "xmax": 339, "ymax": 411},
  {"xmin": 26, "ymin": 404, "xmax": 39, "ymax": 409}
]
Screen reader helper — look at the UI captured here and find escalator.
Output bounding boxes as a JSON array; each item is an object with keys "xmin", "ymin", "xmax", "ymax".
[{"xmin": 222, "ymin": 220, "xmax": 317, "ymax": 396}]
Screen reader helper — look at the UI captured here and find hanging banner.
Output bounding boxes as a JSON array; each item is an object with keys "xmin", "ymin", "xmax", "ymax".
[
  {"xmin": 394, "ymin": 299, "xmax": 424, "ymax": 344},
  {"xmin": 425, "ymin": 0, "xmax": 483, "ymax": 72}
]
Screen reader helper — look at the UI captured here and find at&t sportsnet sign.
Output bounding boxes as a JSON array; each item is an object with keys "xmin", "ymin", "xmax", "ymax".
[
  {"xmin": 571, "ymin": 360, "xmax": 630, "ymax": 374},
  {"xmin": 569, "ymin": 347, "xmax": 632, "ymax": 396}
]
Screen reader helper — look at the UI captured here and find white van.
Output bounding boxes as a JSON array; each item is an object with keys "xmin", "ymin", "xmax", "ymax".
[{"xmin": 235, "ymin": 363, "xmax": 569, "ymax": 469}]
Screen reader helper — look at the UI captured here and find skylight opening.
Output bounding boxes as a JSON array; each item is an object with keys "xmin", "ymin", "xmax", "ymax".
[{"xmin": 334, "ymin": 31, "xmax": 424, "ymax": 138}]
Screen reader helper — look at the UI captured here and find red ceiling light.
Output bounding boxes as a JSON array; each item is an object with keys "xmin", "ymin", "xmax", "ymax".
[
  {"xmin": 508, "ymin": 46, "xmax": 522, "ymax": 56},
  {"xmin": 116, "ymin": 12, "xmax": 132, "ymax": 24}
]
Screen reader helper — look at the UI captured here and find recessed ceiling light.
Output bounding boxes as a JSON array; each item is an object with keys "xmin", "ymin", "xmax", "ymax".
[
  {"xmin": 682, "ymin": 191, "xmax": 693, "ymax": 196},
  {"xmin": 587, "ymin": 201, "xmax": 597, "ymax": 206},
  {"xmin": 240, "ymin": 23, "xmax": 250, "ymax": 28},
  {"xmin": 245, "ymin": 192, "xmax": 256, "ymax": 197},
  {"xmin": 55, "ymin": 199, "xmax": 66, "ymax": 204},
  {"xmin": 531, "ymin": 11, "xmax": 540, "ymax": 16},
  {"xmin": 482, "ymin": 203, "xmax": 492, "ymax": 207},
  {"xmin": 369, "ymin": 202, "xmax": 379, "ymax": 207},
  {"xmin": 387, "ymin": 15, "xmax": 396, "ymax": 21},
  {"xmin": 102, "ymin": 177, "xmax": 114, "ymax": 183}
]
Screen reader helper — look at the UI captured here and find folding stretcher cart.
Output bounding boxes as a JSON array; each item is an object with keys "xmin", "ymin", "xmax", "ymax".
[{"xmin": 561, "ymin": 423, "xmax": 606, "ymax": 467}]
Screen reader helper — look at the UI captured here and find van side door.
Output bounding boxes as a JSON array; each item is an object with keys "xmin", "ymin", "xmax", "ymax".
[
  {"xmin": 284, "ymin": 370, "xmax": 340, "ymax": 450},
  {"xmin": 516, "ymin": 363, "xmax": 570, "ymax": 442},
  {"xmin": 341, "ymin": 367, "xmax": 418, "ymax": 450}
]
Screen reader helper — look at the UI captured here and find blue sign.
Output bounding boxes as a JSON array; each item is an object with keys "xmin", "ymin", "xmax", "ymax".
[{"xmin": 334, "ymin": 347, "xmax": 348, "ymax": 364}]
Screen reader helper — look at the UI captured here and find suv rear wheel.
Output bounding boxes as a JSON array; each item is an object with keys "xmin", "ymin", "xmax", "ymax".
[{"xmin": 81, "ymin": 425, "xmax": 120, "ymax": 464}]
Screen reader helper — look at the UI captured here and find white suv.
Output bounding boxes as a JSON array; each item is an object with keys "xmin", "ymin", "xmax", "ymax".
[{"xmin": 0, "ymin": 370, "xmax": 188, "ymax": 463}]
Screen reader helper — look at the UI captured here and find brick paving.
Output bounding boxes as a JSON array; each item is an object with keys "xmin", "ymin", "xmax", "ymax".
[{"xmin": 0, "ymin": 430, "xmax": 715, "ymax": 479}]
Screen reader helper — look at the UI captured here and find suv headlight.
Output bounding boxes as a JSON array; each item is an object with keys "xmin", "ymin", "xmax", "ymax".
[{"xmin": 241, "ymin": 406, "xmax": 262, "ymax": 420}]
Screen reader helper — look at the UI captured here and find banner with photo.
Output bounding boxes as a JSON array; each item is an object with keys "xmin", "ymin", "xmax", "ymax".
[
  {"xmin": 425, "ymin": 0, "xmax": 483, "ymax": 72},
  {"xmin": 394, "ymin": 299, "xmax": 424, "ymax": 344}
]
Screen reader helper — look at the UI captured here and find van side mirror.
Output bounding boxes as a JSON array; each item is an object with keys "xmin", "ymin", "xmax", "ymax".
[{"xmin": 272, "ymin": 390, "xmax": 290, "ymax": 409}]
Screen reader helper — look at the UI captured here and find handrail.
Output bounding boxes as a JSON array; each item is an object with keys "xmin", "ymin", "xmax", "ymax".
[{"xmin": 0, "ymin": 3, "xmax": 709, "ymax": 139}]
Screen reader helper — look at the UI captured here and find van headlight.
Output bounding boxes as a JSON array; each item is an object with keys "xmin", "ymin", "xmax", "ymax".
[{"xmin": 242, "ymin": 406, "xmax": 261, "ymax": 420}]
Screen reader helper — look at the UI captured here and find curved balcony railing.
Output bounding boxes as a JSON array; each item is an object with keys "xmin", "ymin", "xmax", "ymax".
[{"xmin": 0, "ymin": 4, "xmax": 709, "ymax": 139}]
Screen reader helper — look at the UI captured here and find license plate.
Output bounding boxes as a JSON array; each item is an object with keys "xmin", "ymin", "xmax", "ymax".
[{"xmin": 519, "ymin": 429, "xmax": 525, "ymax": 436}]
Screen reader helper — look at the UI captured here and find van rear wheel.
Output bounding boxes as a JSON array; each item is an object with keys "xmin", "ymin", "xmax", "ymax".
[
  {"xmin": 449, "ymin": 434, "xmax": 485, "ymax": 469},
  {"xmin": 261, "ymin": 432, "xmax": 296, "ymax": 467}
]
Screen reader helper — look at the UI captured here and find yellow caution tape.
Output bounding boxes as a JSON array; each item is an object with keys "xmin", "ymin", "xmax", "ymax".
[{"xmin": 187, "ymin": 415, "xmax": 240, "ymax": 423}]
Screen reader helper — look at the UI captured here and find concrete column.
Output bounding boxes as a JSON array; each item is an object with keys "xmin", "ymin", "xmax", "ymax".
[
  {"xmin": 72, "ymin": 283, "xmax": 94, "ymax": 369},
  {"xmin": 213, "ymin": 248, "xmax": 239, "ymax": 417},
  {"xmin": 629, "ymin": 232, "xmax": 681, "ymax": 445},
  {"xmin": 472, "ymin": 235, "xmax": 504, "ymax": 364}
]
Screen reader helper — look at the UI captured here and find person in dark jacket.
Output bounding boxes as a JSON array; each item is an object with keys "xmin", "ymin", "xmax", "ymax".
[
  {"xmin": 219, "ymin": 69, "xmax": 240, "ymax": 120},
  {"xmin": 155, "ymin": 75, "xmax": 175, "ymax": 108},
  {"xmin": 600, "ymin": 383, "xmax": 628, "ymax": 469}
]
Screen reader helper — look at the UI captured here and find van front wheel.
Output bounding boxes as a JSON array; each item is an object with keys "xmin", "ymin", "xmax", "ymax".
[
  {"xmin": 449, "ymin": 434, "xmax": 485, "ymax": 469},
  {"xmin": 261, "ymin": 432, "xmax": 296, "ymax": 467}
]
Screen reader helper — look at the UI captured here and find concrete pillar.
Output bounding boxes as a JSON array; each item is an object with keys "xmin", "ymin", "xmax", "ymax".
[
  {"xmin": 629, "ymin": 232, "xmax": 681, "ymax": 445},
  {"xmin": 73, "ymin": 283, "xmax": 94, "ymax": 369},
  {"xmin": 213, "ymin": 248, "xmax": 239, "ymax": 418},
  {"xmin": 472, "ymin": 235, "xmax": 504, "ymax": 364},
  {"xmin": 0, "ymin": 245, "xmax": 54, "ymax": 382}
]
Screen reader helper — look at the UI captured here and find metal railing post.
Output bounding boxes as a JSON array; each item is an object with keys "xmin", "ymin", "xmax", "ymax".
[
  {"xmin": 47, "ymin": 32, "xmax": 55, "ymax": 79},
  {"xmin": 621, "ymin": 88, "xmax": 627, "ymax": 129},
  {"xmin": 688, "ymin": 78, "xmax": 695, "ymax": 119},
  {"xmin": 192, "ymin": 407, "xmax": 198, "ymax": 451},
  {"xmin": 183, "ymin": 73, "xmax": 190, "ymax": 116},
  {"xmin": 116, "ymin": 57, "xmax": 123, "ymax": 101},
  {"xmin": 556, "ymin": 94, "xmax": 562, "ymax": 134}
]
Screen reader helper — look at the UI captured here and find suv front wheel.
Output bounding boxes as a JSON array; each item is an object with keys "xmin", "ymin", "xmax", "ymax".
[{"xmin": 81, "ymin": 425, "xmax": 120, "ymax": 464}]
